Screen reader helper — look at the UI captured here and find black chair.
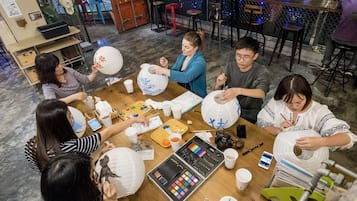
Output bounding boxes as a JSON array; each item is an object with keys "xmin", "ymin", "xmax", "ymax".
[
  {"xmin": 186, "ymin": 9, "xmax": 202, "ymax": 31},
  {"xmin": 150, "ymin": 0, "xmax": 165, "ymax": 32},
  {"xmin": 312, "ymin": 41, "xmax": 357, "ymax": 96}
]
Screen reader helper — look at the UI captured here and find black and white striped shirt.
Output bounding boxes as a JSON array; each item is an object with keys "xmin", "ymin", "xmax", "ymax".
[{"xmin": 25, "ymin": 133, "xmax": 101, "ymax": 171}]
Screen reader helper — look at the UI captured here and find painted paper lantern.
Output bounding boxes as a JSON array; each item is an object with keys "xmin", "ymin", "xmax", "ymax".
[
  {"xmin": 93, "ymin": 46, "xmax": 123, "ymax": 75},
  {"xmin": 94, "ymin": 148, "xmax": 145, "ymax": 198},
  {"xmin": 137, "ymin": 63, "xmax": 168, "ymax": 95},
  {"xmin": 201, "ymin": 90, "xmax": 241, "ymax": 129},
  {"xmin": 273, "ymin": 130, "xmax": 329, "ymax": 173}
]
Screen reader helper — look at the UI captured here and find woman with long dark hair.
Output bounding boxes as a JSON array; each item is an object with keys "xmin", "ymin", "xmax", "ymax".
[
  {"xmin": 41, "ymin": 152, "xmax": 116, "ymax": 201},
  {"xmin": 25, "ymin": 99, "xmax": 148, "ymax": 171}
]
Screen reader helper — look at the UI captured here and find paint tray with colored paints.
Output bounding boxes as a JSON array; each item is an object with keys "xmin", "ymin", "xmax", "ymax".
[
  {"xmin": 118, "ymin": 101, "xmax": 152, "ymax": 120},
  {"xmin": 147, "ymin": 136, "xmax": 224, "ymax": 201},
  {"xmin": 151, "ymin": 119, "xmax": 188, "ymax": 147}
]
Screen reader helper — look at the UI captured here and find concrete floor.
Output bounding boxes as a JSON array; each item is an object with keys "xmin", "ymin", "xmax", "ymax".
[{"xmin": 0, "ymin": 22, "xmax": 356, "ymax": 200}]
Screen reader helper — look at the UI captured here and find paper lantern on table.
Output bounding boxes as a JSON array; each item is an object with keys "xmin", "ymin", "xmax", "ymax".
[
  {"xmin": 137, "ymin": 63, "xmax": 168, "ymax": 95},
  {"xmin": 201, "ymin": 90, "xmax": 241, "ymax": 129},
  {"xmin": 93, "ymin": 46, "xmax": 123, "ymax": 75},
  {"xmin": 94, "ymin": 148, "xmax": 145, "ymax": 198},
  {"xmin": 273, "ymin": 130, "xmax": 329, "ymax": 173}
]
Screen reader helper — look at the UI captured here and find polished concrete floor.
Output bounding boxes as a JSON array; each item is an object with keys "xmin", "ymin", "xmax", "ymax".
[{"xmin": 0, "ymin": 22, "xmax": 356, "ymax": 200}]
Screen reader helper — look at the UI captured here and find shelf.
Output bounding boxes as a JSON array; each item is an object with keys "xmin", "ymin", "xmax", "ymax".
[
  {"xmin": 38, "ymin": 37, "xmax": 80, "ymax": 53},
  {"xmin": 24, "ymin": 68, "xmax": 40, "ymax": 85}
]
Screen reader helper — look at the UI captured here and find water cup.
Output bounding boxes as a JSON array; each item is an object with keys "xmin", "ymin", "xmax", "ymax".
[
  {"xmin": 84, "ymin": 96, "xmax": 95, "ymax": 110},
  {"xmin": 99, "ymin": 113, "xmax": 112, "ymax": 128},
  {"xmin": 169, "ymin": 133, "xmax": 182, "ymax": 151},
  {"xmin": 223, "ymin": 148, "xmax": 239, "ymax": 169},
  {"xmin": 162, "ymin": 101, "xmax": 171, "ymax": 117},
  {"xmin": 235, "ymin": 168, "xmax": 252, "ymax": 191},
  {"xmin": 124, "ymin": 79, "xmax": 134, "ymax": 93},
  {"xmin": 125, "ymin": 127, "xmax": 138, "ymax": 144},
  {"xmin": 171, "ymin": 104, "xmax": 182, "ymax": 120}
]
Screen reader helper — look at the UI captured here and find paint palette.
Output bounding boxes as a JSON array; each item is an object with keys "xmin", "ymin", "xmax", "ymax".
[
  {"xmin": 151, "ymin": 119, "xmax": 188, "ymax": 147},
  {"xmin": 118, "ymin": 101, "xmax": 152, "ymax": 120},
  {"xmin": 148, "ymin": 136, "xmax": 224, "ymax": 201}
]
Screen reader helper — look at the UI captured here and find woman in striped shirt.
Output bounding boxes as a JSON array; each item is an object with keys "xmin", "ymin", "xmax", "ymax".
[{"xmin": 25, "ymin": 99, "xmax": 148, "ymax": 171}]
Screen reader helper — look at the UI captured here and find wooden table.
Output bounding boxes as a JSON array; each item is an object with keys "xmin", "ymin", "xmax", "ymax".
[{"xmin": 71, "ymin": 73, "xmax": 276, "ymax": 201}]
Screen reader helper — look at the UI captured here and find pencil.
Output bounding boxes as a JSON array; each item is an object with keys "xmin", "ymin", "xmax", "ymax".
[{"xmin": 242, "ymin": 142, "xmax": 264, "ymax": 156}]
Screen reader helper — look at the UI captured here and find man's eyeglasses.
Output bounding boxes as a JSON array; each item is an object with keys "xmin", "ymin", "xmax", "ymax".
[{"xmin": 236, "ymin": 54, "xmax": 254, "ymax": 61}]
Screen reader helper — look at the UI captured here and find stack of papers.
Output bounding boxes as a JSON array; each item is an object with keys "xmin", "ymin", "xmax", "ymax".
[
  {"xmin": 171, "ymin": 91, "xmax": 203, "ymax": 114},
  {"xmin": 267, "ymin": 159, "xmax": 331, "ymax": 196}
]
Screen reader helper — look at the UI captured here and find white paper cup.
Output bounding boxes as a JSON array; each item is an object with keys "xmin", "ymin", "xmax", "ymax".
[
  {"xmin": 171, "ymin": 104, "xmax": 182, "ymax": 120},
  {"xmin": 169, "ymin": 133, "xmax": 182, "ymax": 151},
  {"xmin": 124, "ymin": 79, "xmax": 134, "ymax": 93},
  {"xmin": 125, "ymin": 127, "xmax": 138, "ymax": 144},
  {"xmin": 235, "ymin": 168, "xmax": 252, "ymax": 191},
  {"xmin": 162, "ymin": 101, "xmax": 171, "ymax": 117},
  {"xmin": 100, "ymin": 113, "xmax": 112, "ymax": 128},
  {"xmin": 219, "ymin": 196, "xmax": 237, "ymax": 201},
  {"xmin": 223, "ymin": 148, "xmax": 239, "ymax": 169}
]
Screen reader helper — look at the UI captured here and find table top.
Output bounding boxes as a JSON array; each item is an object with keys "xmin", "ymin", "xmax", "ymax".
[{"xmin": 71, "ymin": 73, "xmax": 276, "ymax": 201}]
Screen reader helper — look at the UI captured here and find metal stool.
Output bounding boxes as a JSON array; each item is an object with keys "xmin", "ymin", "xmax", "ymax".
[
  {"xmin": 164, "ymin": 3, "xmax": 180, "ymax": 36},
  {"xmin": 312, "ymin": 42, "xmax": 357, "ymax": 96},
  {"xmin": 150, "ymin": 0, "xmax": 165, "ymax": 32},
  {"xmin": 187, "ymin": 9, "xmax": 202, "ymax": 31},
  {"xmin": 268, "ymin": 22, "xmax": 304, "ymax": 72}
]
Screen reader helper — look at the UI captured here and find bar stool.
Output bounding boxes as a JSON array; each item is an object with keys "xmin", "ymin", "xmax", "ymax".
[
  {"xmin": 187, "ymin": 9, "xmax": 202, "ymax": 31},
  {"xmin": 242, "ymin": 4, "xmax": 269, "ymax": 56},
  {"xmin": 312, "ymin": 42, "xmax": 357, "ymax": 96},
  {"xmin": 268, "ymin": 22, "xmax": 304, "ymax": 72},
  {"xmin": 165, "ymin": 3, "xmax": 180, "ymax": 36},
  {"xmin": 150, "ymin": 0, "xmax": 165, "ymax": 32},
  {"xmin": 208, "ymin": 2, "xmax": 226, "ymax": 49}
]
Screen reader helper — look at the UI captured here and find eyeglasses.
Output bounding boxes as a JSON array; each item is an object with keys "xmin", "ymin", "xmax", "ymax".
[{"xmin": 236, "ymin": 54, "xmax": 254, "ymax": 61}]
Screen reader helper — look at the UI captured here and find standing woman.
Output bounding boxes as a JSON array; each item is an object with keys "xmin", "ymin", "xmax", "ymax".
[
  {"xmin": 35, "ymin": 53, "xmax": 99, "ymax": 104},
  {"xmin": 25, "ymin": 99, "xmax": 148, "ymax": 171},
  {"xmin": 152, "ymin": 31, "xmax": 207, "ymax": 98}
]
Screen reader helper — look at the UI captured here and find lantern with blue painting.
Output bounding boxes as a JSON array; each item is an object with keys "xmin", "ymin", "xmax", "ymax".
[
  {"xmin": 137, "ymin": 63, "xmax": 169, "ymax": 95},
  {"xmin": 201, "ymin": 90, "xmax": 241, "ymax": 129}
]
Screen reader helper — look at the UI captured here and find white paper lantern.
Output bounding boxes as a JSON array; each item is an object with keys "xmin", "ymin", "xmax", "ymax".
[
  {"xmin": 94, "ymin": 148, "xmax": 145, "ymax": 198},
  {"xmin": 273, "ymin": 130, "xmax": 329, "ymax": 173},
  {"xmin": 93, "ymin": 46, "xmax": 123, "ymax": 75},
  {"xmin": 137, "ymin": 63, "xmax": 168, "ymax": 95},
  {"xmin": 201, "ymin": 90, "xmax": 241, "ymax": 129}
]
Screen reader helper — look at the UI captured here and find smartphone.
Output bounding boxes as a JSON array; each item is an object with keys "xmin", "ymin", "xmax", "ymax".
[
  {"xmin": 236, "ymin": 125, "xmax": 246, "ymax": 138},
  {"xmin": 258, "ymin": 151, "xmax": 273, "ymax": 170},
  {"xmin": 88, "ymin": 118, "xmax": 102, "ymax": 132}
]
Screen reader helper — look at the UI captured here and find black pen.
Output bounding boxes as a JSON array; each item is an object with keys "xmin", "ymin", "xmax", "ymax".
[{"xmin": 242, "ymin": 142, "xmax": 264, "ymax": 156}]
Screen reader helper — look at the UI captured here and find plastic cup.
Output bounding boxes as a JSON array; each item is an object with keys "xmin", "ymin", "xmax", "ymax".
[
  {"xmin": 162, "ymin": 101, "xmax": 171, "ymax": 117},
  {"xmin": 99, "ymin": 113, "xmax": 112, "ymax": 128},
  {"xmin": 223, "ymin": 148, "xmax": 239, "ymax": 169},
  {"xmin": 235, "ymin": 168, "xmax": 252, "ymax": 191},
  {"xmin": 84, "ymin": 96, "xmax": 95, "ymax": 110},
  {"xmin": 125, "ymin": 127, "xmax": 138, "ymax": 144},
  {"xmin": 169, "ymin": 133, "xmax": 182, "ymax": 151},
  {"xmin": 124, "ymin": 79, "xmax": 134, "ymax": 93},
  {"xmin": 171, "ymin": 104, "xmax": 182, "ymax": 120}
]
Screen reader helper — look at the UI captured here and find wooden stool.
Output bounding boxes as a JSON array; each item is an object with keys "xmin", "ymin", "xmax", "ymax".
[
  {"xmin": 165, "ymin": 3, "xmax": 180, "ymax": 36},
  {"xmin": 312, "ymin": 42, "xmax": 357, "ymax": 96},
  {"xmin": 208, "ymin": 2, "xmax": 226, "ymax": 49},
  {"xmin": 268, "ymin": 22, "xmax": 304, "ymax": 72},
  {"xmin": 187, "ymin": 9, "xmax": 202, "ymax": 31},
  {"xmin": 151, "ymin": 0, "xmax": 165, "ymax": 32}
]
